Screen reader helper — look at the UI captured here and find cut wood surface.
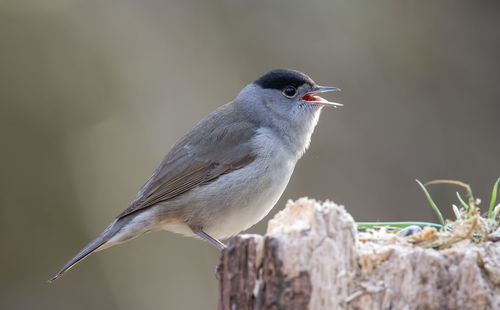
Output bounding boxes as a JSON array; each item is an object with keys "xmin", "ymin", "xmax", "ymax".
[{"xmin": 218, "ymin": 198, "xmax": 500, "ymax": 310}]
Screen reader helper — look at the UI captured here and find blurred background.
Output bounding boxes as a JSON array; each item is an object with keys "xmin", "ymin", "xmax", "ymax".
[{"xmin": 1, "ymin": 1, "xmax": 499, "ymax": 309}]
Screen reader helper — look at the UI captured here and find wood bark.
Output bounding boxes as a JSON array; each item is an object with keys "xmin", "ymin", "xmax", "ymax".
[{"xmin": 218, "ymin": 198, "xmax": 500, "ymax": 310}]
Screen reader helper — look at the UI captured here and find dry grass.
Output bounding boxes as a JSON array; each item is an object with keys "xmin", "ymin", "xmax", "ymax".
[{"xmin": 357, "ymin": 178, "xmax": 500, "ymax": 250}]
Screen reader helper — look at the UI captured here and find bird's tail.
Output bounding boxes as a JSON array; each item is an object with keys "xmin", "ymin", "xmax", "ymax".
[{"xmin": 48, "ymin": 219, "xmax": 123, "ymax": 282}]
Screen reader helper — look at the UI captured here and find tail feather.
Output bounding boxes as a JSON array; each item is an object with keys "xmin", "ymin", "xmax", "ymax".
[{"xmin": 48, "ymin": 219, "xmax": 121, "ymax": 282}]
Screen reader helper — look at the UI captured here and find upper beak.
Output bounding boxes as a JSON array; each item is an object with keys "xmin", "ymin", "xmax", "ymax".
[{"xmin": 301, "ymin": 85, "xmax": 342, "ymax": 107}]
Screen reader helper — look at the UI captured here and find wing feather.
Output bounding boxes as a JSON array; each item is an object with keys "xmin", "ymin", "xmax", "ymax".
[{"xmin": 117, "ymin": 102, "xmax": 257, "ymax": 219}]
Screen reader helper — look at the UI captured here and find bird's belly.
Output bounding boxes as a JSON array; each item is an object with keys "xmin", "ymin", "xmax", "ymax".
[
  {"xmin": 201, "ymin": 156, "xmax": 295, "ymax": 239},
  {"xmin": 159, "ymin": 149, "xmax": 296, "ymax": 239}
]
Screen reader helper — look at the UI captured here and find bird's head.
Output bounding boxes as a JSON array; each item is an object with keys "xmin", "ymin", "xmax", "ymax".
[{"xmin": 237, "ymin": 68, "xmax": 341, "ymax": 127}]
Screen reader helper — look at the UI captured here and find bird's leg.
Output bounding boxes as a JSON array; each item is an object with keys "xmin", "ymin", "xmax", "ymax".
[{"xmin": 197, "ymin": 231, "xmax": 226, "ymax": 250}]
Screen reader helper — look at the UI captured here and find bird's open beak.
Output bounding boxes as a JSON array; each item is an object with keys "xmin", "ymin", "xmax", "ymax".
[{"xmin": 301, "ymin": 85, "xmax": 342, "ymax": 107}]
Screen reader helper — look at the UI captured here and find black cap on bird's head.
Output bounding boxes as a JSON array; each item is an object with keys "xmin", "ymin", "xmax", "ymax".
[
  {"xmin": 255, "ymin": 69, "xmax": 316, "ymax": 90},
  {"xmin": 254, "ymin": 69, "xmax": 342, "ymax": 107}
]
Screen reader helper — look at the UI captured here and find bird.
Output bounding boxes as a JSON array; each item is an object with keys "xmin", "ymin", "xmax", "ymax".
[{"xmin": 49, "ymin": 68, "xmax": 341, "ymax": 282}]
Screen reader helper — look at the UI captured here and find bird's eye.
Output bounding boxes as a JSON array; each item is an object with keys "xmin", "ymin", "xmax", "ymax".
[{"xmin": 282, "ymin": 86, "xmax": 297, "ymax": 98}]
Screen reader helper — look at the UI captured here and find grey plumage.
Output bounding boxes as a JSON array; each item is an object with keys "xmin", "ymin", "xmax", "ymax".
[
  {"xmin": 48, "ymin": 217, "xmax": 131, "ymax": 282},
  {"xmin": 119, "ymin": 102, "xmax": 258, "ymax": 219},
  {"xmin": 49, "ymin": 69, "xmax": 341, "ymax": 282}
]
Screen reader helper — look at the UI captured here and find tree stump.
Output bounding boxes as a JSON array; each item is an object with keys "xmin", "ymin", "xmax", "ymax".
[{"xmin": 218, "ymin": 198, "xmax": 500, "ymax": 310}]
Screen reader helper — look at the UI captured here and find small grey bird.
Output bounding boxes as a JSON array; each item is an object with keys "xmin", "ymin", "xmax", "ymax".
[{"xmin": 49, "ymin": 69, "xmax": 341, "ymax": 281}]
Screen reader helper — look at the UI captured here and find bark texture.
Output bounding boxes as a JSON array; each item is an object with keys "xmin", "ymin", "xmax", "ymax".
[{"xmin": 218, "ymin": 198, "xmax": 500, "ymax": 310}]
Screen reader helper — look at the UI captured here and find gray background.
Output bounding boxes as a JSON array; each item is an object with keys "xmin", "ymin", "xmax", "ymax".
[{"xmin": 1, "ymin": 1, "xmax": 499, "ymax": 309}]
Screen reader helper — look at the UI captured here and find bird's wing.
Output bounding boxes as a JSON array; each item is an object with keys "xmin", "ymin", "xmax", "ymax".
[{"xmin": 117, "ymin": 103, "xmax": 257, "ymax": 219}]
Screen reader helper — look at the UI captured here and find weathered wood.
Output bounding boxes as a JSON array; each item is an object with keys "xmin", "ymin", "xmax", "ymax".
[{"xmin": 218, "ymin": 198, "xmax": 500, "ymax": 310}]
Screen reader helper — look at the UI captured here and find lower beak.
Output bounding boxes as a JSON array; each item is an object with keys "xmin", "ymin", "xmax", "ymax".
[{"xmin": 301, "ymin": 85, "xmax": 342, "ymax": 107}]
